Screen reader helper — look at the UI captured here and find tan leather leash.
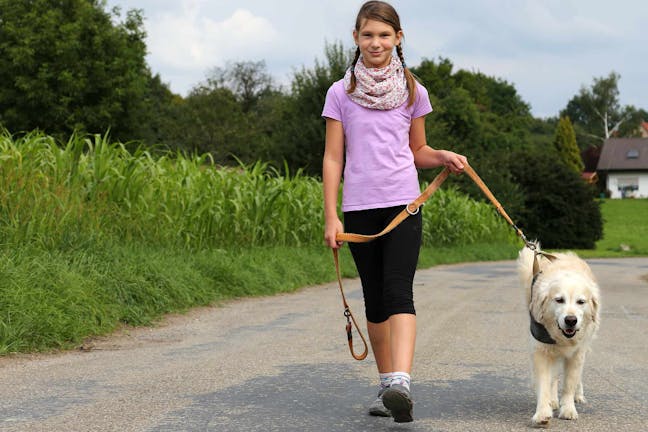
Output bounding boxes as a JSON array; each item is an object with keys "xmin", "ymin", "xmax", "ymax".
[
  {"xmin": 332, "ymin": 161, "xmax": 551, "ymax": 360},
  {"xmin": 332, "ymin": 167, "xmax": 450, "ymax": 361}
]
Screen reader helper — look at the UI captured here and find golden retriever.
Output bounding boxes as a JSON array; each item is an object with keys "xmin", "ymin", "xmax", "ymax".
[{"xmin": 517, "ymin": 245, "xmax": 600, "ymax": 427}]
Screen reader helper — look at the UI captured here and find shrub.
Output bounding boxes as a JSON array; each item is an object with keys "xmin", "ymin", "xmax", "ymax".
[{"xmin": 508, "ymin": 150, "xmax": 603, "ymax": 249}]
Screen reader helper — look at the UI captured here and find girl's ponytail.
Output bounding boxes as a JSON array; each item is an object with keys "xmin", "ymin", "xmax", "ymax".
[{"xmin": 347, "ymin": 47, "xmax": 362, "ymax": 94}]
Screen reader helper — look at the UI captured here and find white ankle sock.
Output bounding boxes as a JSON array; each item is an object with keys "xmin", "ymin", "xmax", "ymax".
[
  {"xmin": 390, "ymin": 371, "xmax": 411, "ymax": 390},
  {"xmin": 379, "ymin": 372, "xmax": 393, "ymax": 389}
]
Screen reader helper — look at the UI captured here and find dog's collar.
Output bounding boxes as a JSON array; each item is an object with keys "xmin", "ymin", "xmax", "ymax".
[
  {"xmin": 529, "ymin": 271, "xmax": 557, "ymax": 345},
  {"xmin": 529, "ymin": 312, "xmax": 557, "ymax": 344}
]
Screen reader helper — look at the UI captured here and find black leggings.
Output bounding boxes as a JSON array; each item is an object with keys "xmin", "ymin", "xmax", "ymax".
[{"xmin": 344, "ymin": 206, "xmax": 422, "ymax": 324}]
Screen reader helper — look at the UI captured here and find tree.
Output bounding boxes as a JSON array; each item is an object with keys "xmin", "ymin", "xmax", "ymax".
[
  {"xmin": 166, "ymin": 85, "xmax": 265, "ymax": 164},
  {"xmin": 561, "ymin": 72, "xmax": 643, "ymax": 148},
  {"xmin": 0, "ymin": 0, "xmax": 153, "ymax": 140},
  {"xmin": 553, "ymin": 116, "xmax": 583, "ymax": 174},
  {"xmin": 207, "ymin": 60, "xmax": 274, "ymax": 113}
]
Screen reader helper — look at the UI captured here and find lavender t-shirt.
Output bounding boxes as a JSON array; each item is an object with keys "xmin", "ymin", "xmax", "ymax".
[{"xmin": 322, "ymin": 79, "xmax": 433, "ymax": 212}]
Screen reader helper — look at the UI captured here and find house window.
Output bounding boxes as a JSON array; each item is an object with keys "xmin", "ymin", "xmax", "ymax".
[
  {"xmin": 617, "ymin": 177, "xmax": 639, "ymax": 198},
  {"xmin": 626, "ymin": 149, "xmax": 639, "ymax": 159}
]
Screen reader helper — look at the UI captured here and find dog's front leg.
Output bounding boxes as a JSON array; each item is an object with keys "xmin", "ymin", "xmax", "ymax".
[
  {"xmin": 559, "ymin": 351, "xmax": 585, "ymax": 420},
  {"xmin": 550, "ymin": 374, "xmax": 559, "ymax": 410},
  {"xmin": 532, "ymin": 349, "xmax": 554, "ymax": 427},
  {"xmin": 575, "ymin": 380, "xmax": 586, "ymax": 404}
]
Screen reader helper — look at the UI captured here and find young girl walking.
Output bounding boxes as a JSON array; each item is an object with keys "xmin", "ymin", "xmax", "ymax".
[{"xmin": 322, "ymin": 0, "xmax": 467, "ymax": 423}]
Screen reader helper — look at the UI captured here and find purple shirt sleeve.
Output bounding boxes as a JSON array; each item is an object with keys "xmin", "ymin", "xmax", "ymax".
[{"xmin": 322, "ymin": 84, "xmax": 343, "ymax": 121}]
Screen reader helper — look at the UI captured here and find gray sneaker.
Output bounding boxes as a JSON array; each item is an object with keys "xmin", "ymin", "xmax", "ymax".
[
  {"xmin": 368, "ymin": 387, "xmax": 391, "ymax": 417},
  {"xmin": 382, "ymin": 384, "xmax": 413, "ymax": 423}
]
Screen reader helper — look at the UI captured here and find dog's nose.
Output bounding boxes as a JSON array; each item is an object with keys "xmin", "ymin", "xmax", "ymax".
[{"xmin": 564, "ymin": 316, "xmax": 577, "ymax": 327}]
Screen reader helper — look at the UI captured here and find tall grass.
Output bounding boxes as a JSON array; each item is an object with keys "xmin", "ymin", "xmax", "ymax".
[
  {"xmin": 0, "ymin": 130, "xmax": 515, "ymax": 251},
  {"xmin": 0, "ymin": 130, "xmax": 325, "ymax": 249}
]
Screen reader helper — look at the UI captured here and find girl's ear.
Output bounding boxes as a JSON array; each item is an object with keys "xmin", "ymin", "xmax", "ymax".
[{"xmin": 396, "ymin": 30, "xmax": 403, "ymax": 45}]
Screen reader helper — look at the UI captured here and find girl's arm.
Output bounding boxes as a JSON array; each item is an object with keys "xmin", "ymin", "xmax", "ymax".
[
  {"xmin": 323, "ymin": 118, "xmax": 345, "ymax": 249},
  {"xmin": 408, "ymin": 116, "xmax": 467, "ymax": 173}
]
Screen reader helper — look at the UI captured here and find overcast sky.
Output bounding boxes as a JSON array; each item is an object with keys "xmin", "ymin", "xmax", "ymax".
[{"xmin": 106, "ymin": 0, "xmax": 647, "ymax": 118}]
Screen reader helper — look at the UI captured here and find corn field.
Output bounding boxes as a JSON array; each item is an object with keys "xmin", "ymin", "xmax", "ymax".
[{"xmin": 0, "ymin": 130, "xmax": 515, "ymax": 251}]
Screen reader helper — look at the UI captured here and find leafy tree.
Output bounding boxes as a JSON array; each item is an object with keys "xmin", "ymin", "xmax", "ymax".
[
  {"xmin": 509, "ymin": 149, "xmax": 602, "ymax": 249},
  {"xmin": 562, "ymin": 72, "xmax": 644, "ymax": 148},
  {"xmin": 0, "ymin": 0, "xmax": 153, "ymax": 140},
  {"xmin": 165, "ymin": 85, "xmax": 264, "ymax": 164},
  {"xmin": 207, "ymin": 60, "xmax": 274, "ymax": 113},
  {"xmin": 553, "ymin": 116, "xmax": 583, "ymax": 174}
]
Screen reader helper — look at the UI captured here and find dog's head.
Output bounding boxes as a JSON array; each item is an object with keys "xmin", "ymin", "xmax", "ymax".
[{"xmin": 530, "ymin": 261, "xmax": 600, "ymax": 343}]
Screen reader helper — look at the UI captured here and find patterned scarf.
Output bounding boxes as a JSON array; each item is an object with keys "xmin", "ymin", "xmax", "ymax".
[{"xmin": 344, "ymin": 55, "xmax": 408, "ymax": 110}]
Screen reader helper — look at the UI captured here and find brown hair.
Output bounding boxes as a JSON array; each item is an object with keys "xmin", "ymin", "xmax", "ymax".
[{"xmin": 347, "ymin": 1, "xmax": 417, "ymax": 107}]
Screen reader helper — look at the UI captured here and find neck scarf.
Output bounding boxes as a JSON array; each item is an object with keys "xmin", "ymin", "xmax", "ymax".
[{"xmin": 344, "ymin": 55, "xmax": 408, "ymax": 110}]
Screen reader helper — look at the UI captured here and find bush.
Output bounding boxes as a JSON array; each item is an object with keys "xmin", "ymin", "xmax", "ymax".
[{"xmin": 508, "ymin": 150, "xmax": 603, "ymax": 249}]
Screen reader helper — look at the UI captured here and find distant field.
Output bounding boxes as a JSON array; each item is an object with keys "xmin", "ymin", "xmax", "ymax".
[{"xmin": 576, "ymin": 198, "xmax": 648, "ymax": 257}]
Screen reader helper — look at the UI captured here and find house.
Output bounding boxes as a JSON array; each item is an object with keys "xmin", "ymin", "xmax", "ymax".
[{"xmin": 596, "ymin": 138, "xmax": 648, "ymax": 198}]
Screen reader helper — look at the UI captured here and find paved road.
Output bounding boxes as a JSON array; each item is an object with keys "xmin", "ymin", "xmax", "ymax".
[{"xmin": 1, "ymin": 257, "xmax": 647, "ymax": 432}]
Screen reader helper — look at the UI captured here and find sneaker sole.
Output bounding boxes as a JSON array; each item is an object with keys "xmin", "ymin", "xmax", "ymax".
[
  {"xmin": 368, "ymin": 407, "xmax": 391, "ymax": 417},
  {"xmin": 382, "ymin": 389, "xmax": 413, "ymax": 423}
]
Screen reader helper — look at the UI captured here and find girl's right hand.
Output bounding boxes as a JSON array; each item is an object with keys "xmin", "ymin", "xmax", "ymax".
[{"xmin": 324, "ymin": 218, "xmax": 344, "ymax": 249}]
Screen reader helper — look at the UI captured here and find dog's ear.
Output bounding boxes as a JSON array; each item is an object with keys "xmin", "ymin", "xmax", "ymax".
[
  {"xmin": 590, "ymin": 291, "xmax": 600, "ymax": 324},
  {"xmin": 530, "ymin": 293, "xmax": 549, "ymax": 323}
]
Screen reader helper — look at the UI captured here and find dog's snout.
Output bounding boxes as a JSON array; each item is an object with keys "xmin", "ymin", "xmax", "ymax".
[{"xmin": 564, "ymin": 315, "xmax": 578, "ymax": 327}]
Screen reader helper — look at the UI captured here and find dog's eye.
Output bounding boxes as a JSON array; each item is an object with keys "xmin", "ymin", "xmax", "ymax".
[
  {"xmin": 577, "ymin": 299, "xmax": 586, "ymax": 305},
  {"xmin": 555, "ymin": 297, "xmax": 565, "ymax": 304}
]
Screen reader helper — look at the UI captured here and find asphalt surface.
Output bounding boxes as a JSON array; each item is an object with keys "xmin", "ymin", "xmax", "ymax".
[{"xmin": 1, "ymin": 257, "xmax": 647, "ymax": 432}]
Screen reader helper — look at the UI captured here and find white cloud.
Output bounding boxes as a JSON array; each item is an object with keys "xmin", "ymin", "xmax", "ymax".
[{"xmin": 145, "ymin": 3, "xmax": 279, "ymax": 79}]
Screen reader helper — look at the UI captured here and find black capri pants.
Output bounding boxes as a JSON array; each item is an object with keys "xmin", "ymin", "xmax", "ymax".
[{"xmin": 343, "ymin": 205, "xmax": 422, "ymax": 324}]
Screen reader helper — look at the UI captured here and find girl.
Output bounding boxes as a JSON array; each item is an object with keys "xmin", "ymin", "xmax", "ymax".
[{"xmin": 322, "ymin": 0, "xmax": 467, "ymax": 423}]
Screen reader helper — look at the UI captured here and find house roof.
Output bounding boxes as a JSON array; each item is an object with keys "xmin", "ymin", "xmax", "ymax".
[{"xmin": 596, "ymin": 138, "xmax": 648, "ymax": 171}]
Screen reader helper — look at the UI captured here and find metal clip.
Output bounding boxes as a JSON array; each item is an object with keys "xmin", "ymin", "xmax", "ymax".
[{"xmin": 406, "ymin": 203, "xmax": 420, "ymax": 215}]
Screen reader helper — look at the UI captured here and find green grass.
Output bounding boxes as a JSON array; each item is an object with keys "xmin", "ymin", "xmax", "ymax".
[{"xmin": 573, "ymin": 198, "xmax": 648, "ymax": 258}]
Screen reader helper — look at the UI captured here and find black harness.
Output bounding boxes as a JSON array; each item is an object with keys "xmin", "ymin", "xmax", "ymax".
[{"xmin": 529, "ymin": 252, "xmax": 558, "ymax": 345}]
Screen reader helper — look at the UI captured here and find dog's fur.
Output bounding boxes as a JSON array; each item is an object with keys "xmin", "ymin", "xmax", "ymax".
[{"xmin": 517, "ymin": 245, "xmax": 600, "ymax": 427}]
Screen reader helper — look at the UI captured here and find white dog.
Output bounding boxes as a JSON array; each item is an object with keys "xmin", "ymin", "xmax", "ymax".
[{"xmin": 517, "ymin": 245, "xmax": 600, "ymax": 427}]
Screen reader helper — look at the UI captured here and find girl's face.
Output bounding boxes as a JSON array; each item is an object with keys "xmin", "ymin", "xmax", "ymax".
[{"xmin": 354, "ymin": 18, "xmax": 403, "ymax": 69}]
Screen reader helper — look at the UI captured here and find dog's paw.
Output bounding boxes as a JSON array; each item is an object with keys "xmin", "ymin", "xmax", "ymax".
[
  {"xmin": 574, "ymin": 393, "xmax": 587, "ymax": 404},
  {"xmin": 559, "ymin": 404, "xmax": 578, "ymax": 420},
  {"xmin": 532, "ymin": 411, "xmax": 552, "ymax": 427},
  {"xmin": 550, "ymin": 399, "xmax": 559, "ymax": 410}
]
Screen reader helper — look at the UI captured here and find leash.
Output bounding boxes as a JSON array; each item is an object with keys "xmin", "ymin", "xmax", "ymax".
[{"xmin": 332, "ymin": 161, "xmax": 551, "ymax": 360}]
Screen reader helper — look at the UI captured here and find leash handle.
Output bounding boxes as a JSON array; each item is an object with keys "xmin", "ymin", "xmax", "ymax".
[
  {"xmin": 336, "ymin": 167, "xmax": 451, "ymax": 243},
  {"xmin": 333, "ymin": 248, "xmax": 368, "ymax": 361}
]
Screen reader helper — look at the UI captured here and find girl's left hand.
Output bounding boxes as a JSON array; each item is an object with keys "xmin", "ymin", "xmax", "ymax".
[{"xmin": 442, "ymin": 151, "xmax": 468, "ymax": 174}]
